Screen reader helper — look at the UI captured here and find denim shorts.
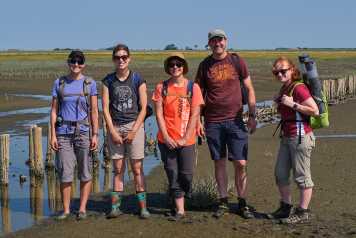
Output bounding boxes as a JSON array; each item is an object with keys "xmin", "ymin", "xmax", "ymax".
[{"xmin": 205, "ymin": 119, "xmax": 248, "ymax": 161}]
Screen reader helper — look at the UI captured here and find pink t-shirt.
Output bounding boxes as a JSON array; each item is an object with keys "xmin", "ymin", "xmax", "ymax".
[{"xmin": 278, "ymin": 83, "xmax": 312, "ymax": 137}]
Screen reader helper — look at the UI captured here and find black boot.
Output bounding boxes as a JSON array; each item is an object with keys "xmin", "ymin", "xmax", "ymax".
[{"xmin": 267, "ymin": 201, "xmax": 293, "ymax": 219}]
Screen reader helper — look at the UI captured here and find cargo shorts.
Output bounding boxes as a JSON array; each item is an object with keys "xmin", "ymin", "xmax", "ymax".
[
  {"xmin": 275, "ymin": 132, "xmax": 316, "ymax": 188},
  {"xmin": 108, "ymin": 121, "xmax": 145, "ymax": 160},
  {"xmin": 56, "ymin": 132, "xmax": 92, "ymax": 183}
]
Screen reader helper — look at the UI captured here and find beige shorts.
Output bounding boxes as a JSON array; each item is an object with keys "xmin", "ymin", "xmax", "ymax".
[
  {"xmin": 275, "ymin": 132, "xmax": 316, "ymax": 188},
  {"xmin": 108, "ymin": 121, "xmax": 145, "ymax": 160}
]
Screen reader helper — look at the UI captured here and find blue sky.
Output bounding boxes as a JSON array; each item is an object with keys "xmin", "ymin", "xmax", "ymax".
[{"xmin": 0, "ymin": 0, "xmax": 355, "ymax": 50}]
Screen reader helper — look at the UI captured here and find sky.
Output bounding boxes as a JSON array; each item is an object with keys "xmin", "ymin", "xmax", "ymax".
[{"xmin": 0, "ymin": 0, "xmax": 355, "ymax": 50}]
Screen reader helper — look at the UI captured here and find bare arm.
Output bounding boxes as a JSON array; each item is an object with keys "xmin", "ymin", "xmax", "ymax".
[
  {"xmin": 102, "ymin": 84, "xmax": 123, "ymax": 144},
  {"xmin": 50, "ymin": 97, "xmax": 59, "ymax": 150},
  {"xmin": 243, "ymin": 76, "xmax": 257, "ymax": 134},
  {"xmin": 281, "ymin": 95, "xmax": 319, "ymax": 116},
  {"xmin": 131, "ymin": 83, "xmax": 147, "ymax": 132},
  {"xmin": 90, "ymin": 95, "xmax": 99, "ymax": 134}
]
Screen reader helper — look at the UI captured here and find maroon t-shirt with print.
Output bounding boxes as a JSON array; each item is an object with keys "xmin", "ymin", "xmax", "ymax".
[{"xmin": 195, "ymin": 53, "xmax": 249, "ymax": 122}]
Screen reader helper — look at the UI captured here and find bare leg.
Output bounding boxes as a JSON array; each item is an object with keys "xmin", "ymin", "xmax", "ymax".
[
  {"xmin": 113, "ymin": 159, "xmax": 126, "ymax": 191},
  {"xmin": 233, "ymin": 160, "xmax": 248, "ymax": 198},
  {"xmin": 60, "ymin": 182, "xmax": 72, "ymax": 214},
  {"xmin": 299, "ymin": 187, "xmax": 312, "ymax": 209},
  {"xmin": 79, "ymin": 180, "xmax": 92, "ymax": 213},
  {"xmin": 277, "ymin": 185, "xmax": 292, "ymax": 204},
  {"xmin": 214, "ymin": 159, "xmax": 228, "ymax": 198},
  {"xmin": 130, "ymin": 159, "xmax": 145, "ymax": 192},
  {"xmin": 175, "ymin": 197, "xmax": 185, "ymax": 214}
]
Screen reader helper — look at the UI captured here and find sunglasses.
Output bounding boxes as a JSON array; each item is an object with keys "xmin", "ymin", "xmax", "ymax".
[
  {"xmin": 113, "ymin": 55, "xmax": 129, "ymax": 62},
  {"xmin": 273, "ymin": 68, "xmax": 290, "ymax": 76},
  {"xmin": 168, "ymin": 61, "xmax": 184, "ymax": 68},
  {"xmin": 68, "ymin": 58, "xmax": 85, "ymax": 65}
]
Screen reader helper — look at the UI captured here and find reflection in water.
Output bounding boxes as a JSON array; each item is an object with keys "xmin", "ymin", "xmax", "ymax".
[
  {"xmin": 46, "ymin": 169, "xmax": 57, "ymax": 212},
  {"xmin": 1, "ymin": 185, "xmax": 11, "ymax": 234},
  {"xmin": 29, "ymin": 171, "xmax": 43, "ymax": 222}
]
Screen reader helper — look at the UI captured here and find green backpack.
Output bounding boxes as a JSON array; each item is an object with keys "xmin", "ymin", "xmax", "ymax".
[{"xmin": 289, "ymin": 81, "xmax": 329, "ymax": 129}]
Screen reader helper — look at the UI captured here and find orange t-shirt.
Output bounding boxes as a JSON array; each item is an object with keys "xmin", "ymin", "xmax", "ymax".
[{"xmin": 152, "ymin": 79, "xmax": 204, "ymax": 146}]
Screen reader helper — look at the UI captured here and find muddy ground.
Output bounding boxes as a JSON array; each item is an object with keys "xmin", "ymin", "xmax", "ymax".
[{"xmin": 5, "ymin": 99, "xmax": 356, "ymax": 238}]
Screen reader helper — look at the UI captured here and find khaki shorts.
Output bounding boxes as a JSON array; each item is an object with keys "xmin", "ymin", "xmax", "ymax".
[
  {"xmin": 275, "ymin": 132, "xmax": 316, "ymax": 188},
  {"xmin": 56, "ymin": 132, "xmax": 92, "ymax": 183},
  {"xmin": 108, "ymin": 121, "xmax": 145, "ymax": 160}
]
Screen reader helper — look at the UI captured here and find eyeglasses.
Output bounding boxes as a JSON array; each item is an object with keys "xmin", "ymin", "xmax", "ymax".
[
  {"xmin": 68, "ymin": 58, "xmax": 85, "ymax": 65},
  {"xmin": 168, "ymin": 61, "xmax": 184, "ymax": 68},
  {"xmin": 113, "ymin": 55, "xmax": 129, "ymax": 62},
  {"xmin": 273, "ymin": 68, "xmax": 290, "ymax": 76}
]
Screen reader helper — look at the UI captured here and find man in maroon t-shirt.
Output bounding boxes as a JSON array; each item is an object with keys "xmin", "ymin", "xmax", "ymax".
[{"xmin": 195, "ymin": 29, "xmax": 257, "ymax": 219}]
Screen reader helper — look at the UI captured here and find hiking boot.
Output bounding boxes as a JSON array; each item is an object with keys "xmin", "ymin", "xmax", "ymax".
[
  {"xmin": 139, "ymin": 208, "xmax": 151, "ymax": 219},
  {"xmin": 107, "ymin": 191, "xmax": 123, "ymax": 219},
  {"xmin": 236, "ymin": 198, "xmax": 254, "ymax": 219},
  {"xmin": 237, "ymin": 205, "xmax": 255, "ymax": 219},
  {"xmin": 168, "ymin": 213, "xmax": 185, "ymax": 222},
  {"xmin": 76, "ymin": 211, "xmax": 87, "ymax": 221},
  {"xmin": 107, "ymin": 206, "xmax": 123, "ymax": 219},
  {"xmin": 280, "ymin": 207, "xmax": 311, "ymax": 224},
  {"xmin": 55, "ymin": 212, "xmax": 70, "ymax": 220},
  {"xmin": 266, "ymin": 201, "xmax": 293, "ymax": 219},
  {"xmin": 213, "ymin": 198, "xmax": 229, "ymax": 219}
]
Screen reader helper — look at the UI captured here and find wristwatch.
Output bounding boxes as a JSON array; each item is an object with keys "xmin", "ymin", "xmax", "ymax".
[
  {"xmin": 292, "ymin": 103, "xmax": 298, "ymax": 110},
  {"xmin": 248, "ymin": 112, "xmax": 256, "ymax": 119}
]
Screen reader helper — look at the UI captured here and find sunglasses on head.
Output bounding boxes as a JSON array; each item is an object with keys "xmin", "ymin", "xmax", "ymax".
[
  {"xmin": 273, "ymin": 68, "xmax": 290, "ymax": 76},
  {"xmin": 68, "ymin": 58, "xmax": 85, "ymax": 65},
  {"xmin": 168, "ymin": 61, "xmax": 184, "ymax": 68},
  {"xmin": 113, "ymin": 55, "xmax": 129, "ymax": 61}
]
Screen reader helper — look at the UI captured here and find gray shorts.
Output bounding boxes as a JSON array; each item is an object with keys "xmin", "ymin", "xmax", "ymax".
[
  {"xmin": 56, "ymin": 132, "xmax": 92, "ymax": 183},
  {"xmin": 275, "ymin": 132, "xmax": 316, "ymax": 188},
  {"xmin": 108, "ymin": 121, "xmax": 145, "ymax": 160}
]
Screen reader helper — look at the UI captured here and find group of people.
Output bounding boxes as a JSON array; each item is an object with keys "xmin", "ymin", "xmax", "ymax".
[{"xmin": 50, "ymin": 29, "xmax": 318, "ymax": 224}]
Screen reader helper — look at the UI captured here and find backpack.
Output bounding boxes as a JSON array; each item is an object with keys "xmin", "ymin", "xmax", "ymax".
[
  {"xmin": 200, "ymin": 53, "xmax": 248, "ymax": 105},
  {"xmin": 161, "ymin": 79, "xmax": 194, "ymax": 103},
  {"xmin": 57, "ymin": 76, "xmax": 93, "ymax": 126},
  {"xmin": 289, "ymin": 81, "xmax": 329, "ymax": 130},
  {"xmin": 106, "ymin": 71, "xmax": 153, "ymax": 120}
]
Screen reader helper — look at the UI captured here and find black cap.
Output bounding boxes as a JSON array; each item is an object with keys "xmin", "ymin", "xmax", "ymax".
[{"xmin": 68, "ymin": 50, "xmax": 85, "ymax": 63}]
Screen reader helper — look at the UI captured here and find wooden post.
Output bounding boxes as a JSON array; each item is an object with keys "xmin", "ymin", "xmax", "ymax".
[
  {"xmin": 34, "ymin": 178, "xmax": 43, "ymax": 221},
  {"xmin": 45, "ymin": 122, "xmax": 55, "ymax": 169},
  {"xmin": 0, "ymin": 134, "xmax": 10, "ymax": 185},
  {"xmin": 28, "ymin": 125, "xmax": 37, "ymax": 168},
  {"xmin": 103, "ymin": 167, "xmax": 111, "ymax": 192},
  {"xmin": 33, "ymin": 127, "xmax": 44, "ymax": 178},
  {"xmin": 55, "ymin": 175, "xmax": 62, "ymax": 211},
  {"xmin": 92, "ymin": 166, "xmax": 100, "ymax": 193},
  {"xmin": 102, "ymin": 117, "xmax": 111, "ymax": 169},
  {"xmin": 1, "ymin": 185, "xmax": 11, "ymax": 233}
]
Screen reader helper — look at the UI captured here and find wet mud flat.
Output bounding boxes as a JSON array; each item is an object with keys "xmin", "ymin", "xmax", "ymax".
[{"xmin": 6, "ymin": 101, "xmax": 356, "ymax": 238}]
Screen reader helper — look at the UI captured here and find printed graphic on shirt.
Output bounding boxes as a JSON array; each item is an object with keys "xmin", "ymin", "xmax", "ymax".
[
  {"xmin": 209, "ymin": 63, "xmax": 237, "ymax": 81},
  {"xmin": 178, "ymin": 97, "xmax": 190, "ymax": 137},
  {"xmin": 113, "ymin": 86, "xmax": 134, "ymax": 112}
]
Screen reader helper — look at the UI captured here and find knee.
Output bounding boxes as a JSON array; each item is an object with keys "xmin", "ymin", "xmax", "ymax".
[
  {"xmin": 294, "ymin": 176, "xmax": 314, "ymax": 189},
  {"xmin": 132, "ymin": 167, "xmax": 142, "ymax": 177},
  {"xmin": 275, "ymin": 168, "xmax": 290, "ymax": 186},
  {"xmin": 234, "ymin": 160, "xmax": 247, "ymax": 171}
]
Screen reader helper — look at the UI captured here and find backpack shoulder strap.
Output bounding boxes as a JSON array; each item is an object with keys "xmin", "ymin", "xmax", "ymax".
[
  {"xmin": 230, "ymin": 53, "xmax": 243, "ymax": 82},
  {"xmin": 187, "ymin": 80, "xmax": 194, "ymax": 99},
  {"xmin": 58, "ymin": 76, "xmax": 66, "ymax": 100},
  {"xmin": 288, "ymin": 81, "xmax": 304, "ymax": 97},
  {"xmin": 161, "ymin": 80, "xmax": 169, "ymax": 98}
]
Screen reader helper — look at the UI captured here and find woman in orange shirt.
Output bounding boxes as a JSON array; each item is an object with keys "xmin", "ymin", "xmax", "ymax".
[{"xmin": 152, "ymin": 53, "xmax": 204, "ymax": 221}]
